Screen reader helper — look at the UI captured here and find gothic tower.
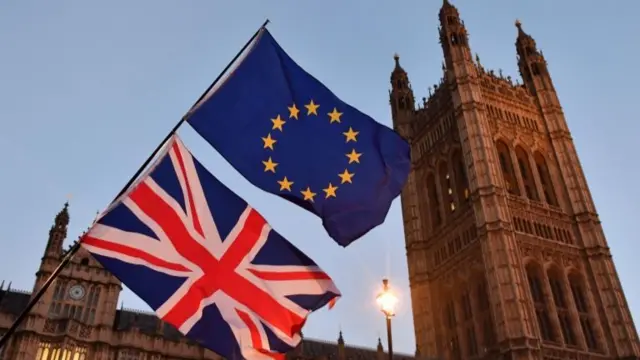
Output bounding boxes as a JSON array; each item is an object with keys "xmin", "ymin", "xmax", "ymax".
[
  {"xmin": 10, "ymin": 203, "xmax": 123, "ymax": 360},
  {"xmin": 391, "ymin": 1, "xmax": 640, "ymax": 359}
]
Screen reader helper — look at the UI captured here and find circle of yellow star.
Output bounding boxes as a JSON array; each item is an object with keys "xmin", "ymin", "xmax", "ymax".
[
  {"xmin": 346, "ymin": 149, "xmax": 362, "ymax": 164},
  {"xmin": 343, "ymin": 127, "xmax": 359, "ymax": 143},
  {"xmin": 301, "ymin": 187, "xmax": 316, "ymax": 202},
  {"xmin": 338, "ymin": 169, "xmax": 354, "ymax": 184},
  {"xmin": 271, "ymin": 115, "xmax": 286, "ymax": 131},
  {"xmin": 277, "ymin": 177, "xmax": 294, "ymax": 192},
  {"xmin": 323, "ymin": 183, "xmax": 338, "ymax": 199},
  {"xmin": 328, "ymin": 108, "xmax": 342, "ymax": 124},
  {"xmin": 288, "ymin": 104, "xmax": 300, "ymax": 119},
  {"xmin": 305, "ymin": 100, "xmax": 320, "ymax": 116},
  {"xmin": 262, "ymin": 133, "xmax": 277, "ymax": 150},
  {"xmin": 262, "ymin": 157, "xmax": 278, "ymax": 173}
]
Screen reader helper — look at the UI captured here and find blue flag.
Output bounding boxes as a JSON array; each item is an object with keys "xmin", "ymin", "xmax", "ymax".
[{"xmin": 187, "ymin": 29, "xmax": 410, "ymax": 247}]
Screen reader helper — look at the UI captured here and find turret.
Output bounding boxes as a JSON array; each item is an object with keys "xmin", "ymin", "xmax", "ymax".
[
  {"xmin": 389, "ymin": 54, "xmax": 415, "ymax": 140},
  {"xmin": 43, "ymin": 202, "xmax": 69, "ymax": 259},
  {"xmin": 337, "ymin": 331, "xmax": 345, "ymax": 360},
  {"xmin": 515, "ymin": 20, "xmax": 555, "ymax": 95},
  {"xmin": 376, "ymin": 337, "xmax": 385, "ymax": 360},
  {"xmin": 439, "ymin": 0, "xmax": 473, "ymax": 75}
]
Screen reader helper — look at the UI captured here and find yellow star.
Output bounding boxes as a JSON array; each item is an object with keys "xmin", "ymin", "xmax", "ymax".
[
  {"xmin": 328, "ymin": 108, "xmax": 343, "ymax": 124},
  {"xmin": 345, "ymin": 149, "xmax": 362, "ymax": 164},
  {"xmin": 262, "ymin": 157, "xmax": 278, "ymax": 173},
  {"xmin": 261, "ymin": 133, "xmax": 277, "ymax": 150},
  {"xmin": 288, "ymin": 104, "xmax": 300, "ymax": 120},
  {"xmin": 343, "ymin": 127, "xmax": 359, "ymax": 143},
  {"xmin": 323, "ymin": 183, "xmax": 338, "ymax": 199},
  {"xmin": 271, "ymin": 115, "xmax": 286, "ymax": 131},
  {"xmin": 305, "ymin": 100, "xmax": 320, "ymax": 116},
  {"xmin": 301, "ymin": 187, "xmax": 316, "ymax": 202},
  {"xmin": 277, "ymin": 176, "xmax": 294, "ymax": 192},
  {"xmin": 338, "ymin": 169, "xmax": 354, "ymax": 184}
]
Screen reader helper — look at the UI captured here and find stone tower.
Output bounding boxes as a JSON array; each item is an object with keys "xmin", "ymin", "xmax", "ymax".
[
  {"xmin": 391, "ymin": 1, "xmax": 640, "ymax": 359},
  {"xmin": 9, "ymin": 202, "xmax": 123, "ymax": 360}
]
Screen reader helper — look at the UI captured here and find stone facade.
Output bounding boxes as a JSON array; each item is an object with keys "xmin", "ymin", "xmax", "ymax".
[
  {"xmin": 0, "ymin": 202, "xmax": 416, "ymax": 360},
  {"xmin": 391, "ymin": 1, "xmax": 640, "ymax": 360}
]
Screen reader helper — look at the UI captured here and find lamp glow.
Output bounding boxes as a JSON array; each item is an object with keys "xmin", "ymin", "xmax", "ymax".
[{"xmin": 376, "ymin": 278, "xmax": 398, "ymax": 317}]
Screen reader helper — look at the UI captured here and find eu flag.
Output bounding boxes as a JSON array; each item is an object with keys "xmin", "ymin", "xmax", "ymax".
[{"xmin": 187, "ymin": 29, "xmax": 410, "ymax": 247}]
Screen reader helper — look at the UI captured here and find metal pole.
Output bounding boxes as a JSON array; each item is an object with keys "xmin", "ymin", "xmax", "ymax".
[
  {"xmin": 386, "ymin": 315, "xmax": 393, "ymax": 360},
  {"xmin": 0, "ymin": 18, "xmax": 270, "ymax": 350}
]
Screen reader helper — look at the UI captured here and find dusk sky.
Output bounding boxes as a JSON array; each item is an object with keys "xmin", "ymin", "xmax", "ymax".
[{"xmin": 1, "ymin": 0, "xmax": 639, "ymax": 354}]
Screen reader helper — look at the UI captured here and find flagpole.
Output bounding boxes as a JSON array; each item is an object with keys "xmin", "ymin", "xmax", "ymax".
[{"xmin": 0, "ymin": 18, "xmax": 270, "ymax": 350}]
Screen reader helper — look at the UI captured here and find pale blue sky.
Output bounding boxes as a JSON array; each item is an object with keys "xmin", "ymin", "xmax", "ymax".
[{"xmin": 1, "ymin": 0, "xmax": 639, "ymax": 354}]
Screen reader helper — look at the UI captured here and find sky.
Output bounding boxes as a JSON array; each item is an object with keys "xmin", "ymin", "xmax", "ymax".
[{"xmin": 1, "ymin": 0, "xmax": 639, "ymax": 355}]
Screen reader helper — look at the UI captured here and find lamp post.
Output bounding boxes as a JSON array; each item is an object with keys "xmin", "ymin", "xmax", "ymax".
[{"xmin": 376, "ymin": 278, "xmax": 398, "ymax": 360}]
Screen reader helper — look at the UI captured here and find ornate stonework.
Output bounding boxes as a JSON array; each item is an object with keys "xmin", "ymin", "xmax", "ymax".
[
  {"xmin": 391, "ymin": 1, "xmax": 640, "ymax": 360},
  {"xmin": 0, "ymin": 204, "xmax": 419, "ymax": 360}
]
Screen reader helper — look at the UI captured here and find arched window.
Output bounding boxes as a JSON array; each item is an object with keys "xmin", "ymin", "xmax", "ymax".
[
  {"xmin": 526, "ymin": 263, "xmax": 556, "ymax": 342},
  {"xmin": 427, "ymin": 173, "xmax": 441, "ymax": 228},
  {"xmin": 515, "ymin": 146, "xmax": 538, "ymax": 201},
  {"xmin": 80, "ymin": 258, "xmax": 89, "ymax": 266},
  {"xmin": 460, "ymin": 288, "xmax": 477, "ymax": 357},
  {"xmin": 444, "ymin": 299, "xmax": 461, "ymax": 360},
  {"xmin": 495, "ymin": 141, "xmax": 519, "ymax": 195},
  {"xmin": 534, "ymin": 152, "xmax": 558, "ymax": 206},
  {"xmin": 439, "ymin": 161, "xmax": 455, "ymax": 216},
  {"xmin": 451, "ymin": 150, "xmax": 469, "ymax": 205},
  {"xmin": 569, "ymin": 273, "xmax": 598, "ymax": 351},
  {"xmin": 547, "ymin": 267, "xmax": 576, "ymax": 346},
  {"xmin": 476, "ymin": 278, "xmax": 495, "ymax": 350}
]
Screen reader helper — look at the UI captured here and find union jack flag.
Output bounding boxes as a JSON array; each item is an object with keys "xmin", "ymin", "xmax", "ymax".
[{"xmin": 81, "ymin": 135, "xmax": 340, "ymax": 360}]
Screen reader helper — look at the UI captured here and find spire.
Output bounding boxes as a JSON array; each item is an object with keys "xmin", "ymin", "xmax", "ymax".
[
  {"xmin": 389, "ymin": 53, "xmax": 415, "ymax": 139},
  {"xmin": 377, "ymin": 337, "xmax": 383, "ymax": 351},
  {"xmin": 440, "ymin": 0, "xmax": 459, "ymax": 16},
  {"xmin": 438, "ymin": 0, "xmax": 471, "ymax": 68},
  {"xmin": 391, "ymin": 53, "xmax": 408, "ymax": 80},
  {"xmin": 337, "ymin": 330, "xmax": 346, "ymax": 360},
  {"xmin": 514, "ymin": 19, "xmax": 552, "ymax": 93},
  {"xmin": 44, "ymin": 202, "xmax": 70, "ymax": 258},
  {"xmin": 515, "ymin": 19, "xmax": 536, "ymax": 47}
]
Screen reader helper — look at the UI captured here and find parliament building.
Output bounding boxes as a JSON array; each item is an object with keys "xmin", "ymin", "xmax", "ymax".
[
  {"xmin": 391, "ymin": 0, "xmax": 640, "ymax": 359},
  {"xmin": 0, "ymin": 201, "xmax": 417, "ymax": 360},
  {"xmin": 2, "ymin": 1, "xmax": 640, "ymax": 359}
]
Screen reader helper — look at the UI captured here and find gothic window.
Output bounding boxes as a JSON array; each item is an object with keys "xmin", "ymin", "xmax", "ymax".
[
  {"xmin": 49, "ymin": 281, "xmax": 67, "ymax": 317},
  {"xmin": 569, "ymin": 273, "xmax": 598, "ymax": 351},
  {"xmin": 476, "ymin": 279, "xmax": 496, "ymax": 350},
  {"xmin": 495, "ymin": 140, "xmax": 520, "ymax": 195},
  {"xmin": 515, "ymin": 146, "xmax": 538, "ymax": 201},
  {"xmin": 548, "ymin": 267, "xmax": 576, "ymax": 346},
  {"xmin": 118, "ymin": 349, "xmax": 141, "ymax": 360},
  {"xmin": 451, "ymin": 150, "xmax": 470, "ymax": 205},
  {"xmin": 461, "ymin": 290, "xmax": 477, "ymax": 357},
  {"xmin": 83, "ymin": 286, "xmax": 101, "ymax": 324},
  {"xmin": 445, "ymin": 300, "xmax": 460, "ymax": 360},
  {"xmin": 438, "ymin": 162, "xmax": 455, "ymax": 216},
  {"xmin": 427, "ymin": 173, "xmax": 441, "ymax": 228},
  {"xmin": 526, "ymin": 263, "xmax": 556, "ymax": 342},
  {"xmin": 534, "ymin": 152, "xmax": 558, "ymax": 206},
  {"xmin": 0, "ymin": 332, "xmax": 5, "ymax": 360}
]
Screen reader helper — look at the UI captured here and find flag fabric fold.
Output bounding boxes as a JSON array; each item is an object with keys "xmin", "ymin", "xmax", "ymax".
[
  {"xmin": 81, "ymin": 134, "xmax": 340, "ymax": 360},
  {"xmin": 186, "ymin": 29, "xmax": 411, "ymax": 247}
]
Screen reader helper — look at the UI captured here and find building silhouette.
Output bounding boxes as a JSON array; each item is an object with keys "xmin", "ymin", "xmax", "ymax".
[
  {"xmin": 0, "ymin": 202, "xmax": 417, "ymax": 360},
  {"xmin": 391, "ymin": 1, "xmax": 640, "ymax": 359}
]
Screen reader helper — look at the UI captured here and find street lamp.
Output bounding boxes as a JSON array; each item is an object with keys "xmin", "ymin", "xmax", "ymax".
[{"xmin": 376, "ymin": 278, "xmax": 398, "ymax": 360}]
